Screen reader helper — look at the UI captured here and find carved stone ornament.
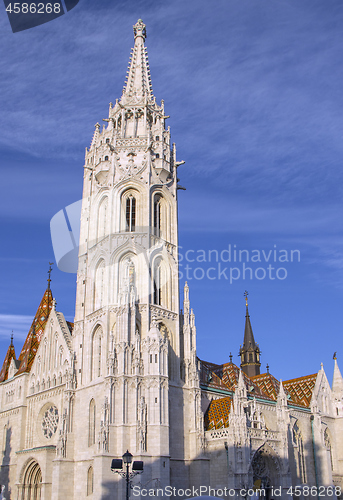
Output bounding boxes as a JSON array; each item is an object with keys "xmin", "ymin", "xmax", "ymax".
[{"xmin": 42, "ymin": 405, "xmax": 59, "ymax": 439}]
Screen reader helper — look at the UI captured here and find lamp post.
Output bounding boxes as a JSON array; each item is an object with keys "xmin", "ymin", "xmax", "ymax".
[{"xmin": 111, "ymin": 450, "xmax": 143, "ymax": 500}]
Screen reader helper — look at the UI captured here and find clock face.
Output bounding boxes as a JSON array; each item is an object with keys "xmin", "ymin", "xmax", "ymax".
[{"xmin": 41, "ymin": 405, "xmax": 59, "ymax": 439}]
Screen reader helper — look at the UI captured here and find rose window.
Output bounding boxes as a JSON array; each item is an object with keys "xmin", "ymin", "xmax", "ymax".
[{"xmin": 41, "ymin": 405, "xmax": 59, "ymax": 439}]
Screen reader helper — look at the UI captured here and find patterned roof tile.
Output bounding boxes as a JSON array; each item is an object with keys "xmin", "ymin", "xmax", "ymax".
[
  {"xmin": 15, "ymin": 287, "xmax": 53, "ymax": 376},
  {"xmin": 283, "ymin": 373, "xmax": 317, "ymax": 408},
  {"xmin": 0, "ymin": 341, "xmax": 16, "ymax": 383},
  {"xmin": 204, "ymin": 396, "xmax": 232, "ymax": 430}
]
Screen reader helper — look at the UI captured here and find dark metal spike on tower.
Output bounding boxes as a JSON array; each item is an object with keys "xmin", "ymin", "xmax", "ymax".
[{"xmin": 47, "ymin": 262, "xmax": 54, "ymax": 289}]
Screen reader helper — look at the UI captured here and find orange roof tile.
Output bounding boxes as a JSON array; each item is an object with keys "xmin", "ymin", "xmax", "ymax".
[
  {"xmin": 251, "ymin": 373, "xmax": 281, "ymax": 401},
  {"xmin": 16, "ymin": 287, "xmax": 53, "ymax": 375},
  {"xmin": 283, "ymin": 373, "xmax": 317, "ymax": 408},
  {"xmin": 0, "ymin": 341, "xmax": 16, "ymax": 383},
  {"xmin": 200, "ymin": 360, "xmax": 231, "ymax": 391},
  {"xmin": 205, "ymin": 396, "xmax": 232, "ymax": 430},
  {"xmin": 221, "ymin": 363, "xmax": 273, "ymax": 400}
]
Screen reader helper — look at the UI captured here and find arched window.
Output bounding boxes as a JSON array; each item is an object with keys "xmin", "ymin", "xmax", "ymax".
[
  {"xmin": 89, "ymin": 399, "xmax": 96, "ymax": 447},
  {"xmin": 54, "ymin": 336, "xmax": 58, "ymax": 369},
  {"xmin": 91, "ymin": 326, "xmax": 103, "ymax": 380},
  {"xmin": 126, "ymin": 195, "xmax": 136, "ymax": 232},
  {"xmin": 154, "ymin": 194, "xmax": 162, "ymax": 237},
  {"xmin": 20, "ymin": 460, "xmax": 42, "ymax": 500},
  {"xmin": 97, "ymin": 197, "xmax": 108, "ymax": 241},
  {"xmin": 59, "ymin": 347, "xmax": 63, "ymax": 367},
  {"xmin": 153, "ymin": 259, "xmax": 169, "ymax": 308},
  {"xmin": 154, "ymin": 263, "xmax": 161, "ymax": 306},
  {"xmin": 104, "ymin": 156, "xmax": 109, "ymax": 161},
  {"xmin": 94, "ymin": 260, "xmax": 105, "ymax": 310},
  {"xmin": 87, "ymin": 466, "xmax": 94, "ymax": 495}
]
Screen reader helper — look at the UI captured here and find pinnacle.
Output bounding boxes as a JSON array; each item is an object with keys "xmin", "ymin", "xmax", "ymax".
[{"xmin": 121, "ymin": 20, "xmax": 154, "ymax": 102}]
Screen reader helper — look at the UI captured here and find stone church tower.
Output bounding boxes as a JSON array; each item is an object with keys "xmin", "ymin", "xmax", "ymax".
[{"xmin": 67, "ymin": 18, "xmax": 202, "ymax": 499}]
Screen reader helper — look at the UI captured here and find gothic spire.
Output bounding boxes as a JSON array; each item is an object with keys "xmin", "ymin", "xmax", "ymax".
[
  {"xmin": 239, "ymin": 291, "xmax": 261, "ymax": 377},
  {"xmin": 332, "ymin": 356, "xmax": 343, "ymax": 394},
  {"xmin": 16, "ymin": 284, "xmax": 53, "ymax": 375},
  {"xmin": 0, "ymin": 335, "xmax": 16, "ymax": 383},
  {"xmin": 121, "ymin": 19, "xmax": 154, "ymax": 102}
]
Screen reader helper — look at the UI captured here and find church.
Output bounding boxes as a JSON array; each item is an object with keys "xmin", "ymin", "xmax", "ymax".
[{"xmin": 0, "ymin": 19, "xmax": 342, "ymax": 500}]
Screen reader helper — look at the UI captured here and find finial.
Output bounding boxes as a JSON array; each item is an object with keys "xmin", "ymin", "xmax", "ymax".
[
  {"xmin": 333, "ymin": 351, "xmax": 337, "ymax": 360},
  {"xmin": 47, "ymin": 262, "xmax": 54, "ymax": 289},
  {"xmin": 52, "ymin": 298, "xmax": 57, "ymax": 311},
  {"xmin": 133, "ymin": 19, "xmax": 146, "ymax": 41},
  {"xmin": 244, "ymin": 290, "xmax": 249, "ymax": 307},
  {"xmin": 229, "ymin": 352, "xmax": 233, "ymax": 363},
  {"xmin": 10, "ymin": 331, "xmax": 13, "ymax": 346},
  {"xmin": 266, "ymin": 363, "xmax": 269, "ymax": 374}
]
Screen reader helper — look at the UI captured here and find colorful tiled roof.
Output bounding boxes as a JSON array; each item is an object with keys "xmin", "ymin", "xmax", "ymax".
[
  {"xmin": 0, "ymin": 340, "xmax": 16, "ymax": 382},
  {"xmin": 251, "ymin": 372, "xmax": 282, "ymax": 401},
  {"xmin": 16, "ymin": 287, "xmax": 53, "ymax": 375},
  {"xmin": 200, "ymin": 360, "xmax": 230, "ymax": 391},
  {"xmin": 205, "ymin": 396, "xmax": 232, "ymax": 430},
  {"xmin": 221, "ymin": 363, "xmax": 273, "ymax": 400},
  {"xmin": 283, "ymin": 373, "xmax": 317, "ymax": 408}
]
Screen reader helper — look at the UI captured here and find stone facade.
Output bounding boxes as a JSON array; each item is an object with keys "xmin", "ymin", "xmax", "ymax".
[{"xmin": 0, "ymin": 19, "xmax": 343, "ymax": 500}]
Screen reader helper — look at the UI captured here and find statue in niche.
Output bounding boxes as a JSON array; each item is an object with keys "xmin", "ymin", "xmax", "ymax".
[{"xmin": 137, "ymin": 396, "xmax": 147, "ymax": 452}]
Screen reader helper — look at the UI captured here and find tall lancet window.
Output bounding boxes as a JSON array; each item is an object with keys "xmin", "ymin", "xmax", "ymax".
[
  {"xmin": 153, "ymin": 259, "xmax": 169, "ymax": 307},
  {"xmin": 97, "ymin": 197, "xmax": 108, "ymax": 241},
  {"xmin": 88, "ymin": 399, "xmax": 96, "ymax": 446},
  {"xmin": 87, "ymin": 466, "xmax": 94, "ymax": 496},
  {"xmin": 154, "ymin": 262, "xmax": 161, "ymax": 306},
  {"xmin": 94, "ymin": 260, "xmax": 105, "ymax": 310},
  {"xmin": 126, "ymin": 195, "xmax": 136, "ymax": 232},
  {"xmin": 154, "ymin": 194, "xmax": 161, "ymax": 237},
  {"xmin": 91, "ymin": 325, "xmax": 103, "ymax": 380}
]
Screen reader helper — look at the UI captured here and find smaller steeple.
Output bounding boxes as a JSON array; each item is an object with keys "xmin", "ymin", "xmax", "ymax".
[
  {"xmin": 239, "ymin": 291, "xmax": 261, "ymax": 377},
  {"xmin": 0, "ymin": 334, "xmax": 17, "ymax": 383},
  {"xmin": 332, "ymin": 354, "xmax": 343, "ymax": 394},
  {"xmin": 16, "ymin": 276, "xmax": 54, "ymax": 375}
]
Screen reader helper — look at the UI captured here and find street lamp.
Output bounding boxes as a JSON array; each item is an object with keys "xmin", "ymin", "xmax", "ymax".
[{"xmin": 111, "ymin": 450, "xmax": 144, "ymax": 500}]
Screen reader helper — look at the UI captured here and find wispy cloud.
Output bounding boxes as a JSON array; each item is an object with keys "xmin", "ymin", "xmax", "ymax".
[{"xmin": 0, "ymin": 315, "xmax": 31, "ymax": 341}]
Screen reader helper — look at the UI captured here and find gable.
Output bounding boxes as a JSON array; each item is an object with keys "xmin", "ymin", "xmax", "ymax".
[{"xmin": 29, "ymin": 309, "xmax": 73, "ymax": 391}]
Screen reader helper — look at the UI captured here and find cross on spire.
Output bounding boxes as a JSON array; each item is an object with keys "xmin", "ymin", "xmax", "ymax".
[
  {"xmin": 244, "ymin": 290, "xmax": 248, "ymax": 307},
  {"xmin": 47, "ymin": 262, "xmax": 54, "ymax": 289}
]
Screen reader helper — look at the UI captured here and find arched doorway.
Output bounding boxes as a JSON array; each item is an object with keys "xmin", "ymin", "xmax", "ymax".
[
  {"xmin": 19, "ymin": 460, "xmax": 42, "ymax": 500},
  {"xmin": 251, "ymin": 445, "xmax": 281, "ymax": 500}
]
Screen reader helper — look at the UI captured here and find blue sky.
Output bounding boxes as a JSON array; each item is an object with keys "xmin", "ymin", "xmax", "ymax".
[{"xmin": 1, "ymin": 0, "xmax": 343, "ymax": 383}]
